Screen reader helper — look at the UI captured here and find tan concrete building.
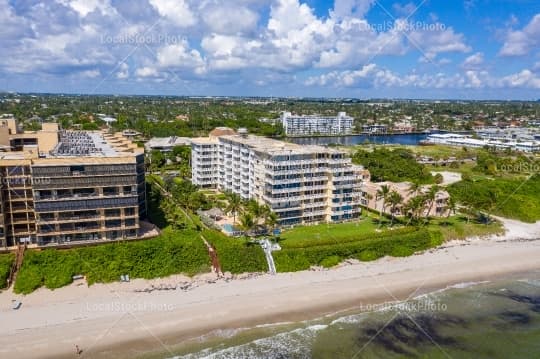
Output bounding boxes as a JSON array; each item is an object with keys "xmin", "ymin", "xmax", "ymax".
[
  {"xmin": 192, "ymin": 129, "xmax": 367, "ymax": 225},
  {"xmin": 0, "ymin": 120, "xmax": 146, "ymax": 248}
]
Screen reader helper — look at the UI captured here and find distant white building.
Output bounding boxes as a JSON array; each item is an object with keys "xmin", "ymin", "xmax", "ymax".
[
  {"xmin": 280, "ymin": 112, "xmax": 354, "ymax": 136},
  {"xmin": 424, "ymin": 133, "xmax": 540, "ymax": 153}
]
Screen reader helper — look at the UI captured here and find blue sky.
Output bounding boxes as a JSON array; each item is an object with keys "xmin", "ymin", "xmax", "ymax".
[{"xmin": 1, "ymin": 0, "xmax": 539, "ymax": 99}]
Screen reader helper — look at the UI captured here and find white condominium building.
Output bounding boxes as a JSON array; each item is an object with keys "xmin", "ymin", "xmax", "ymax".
[
  {"xmin": 192, "ymin": 129, "xmax": 368, "ymax": 226},
  {"xmin": 280, "ymin": 112, "xmax": 354, "ymax": 136}
]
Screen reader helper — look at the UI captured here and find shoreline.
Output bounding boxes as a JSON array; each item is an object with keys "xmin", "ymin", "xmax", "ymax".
[{"xmin": 0, "ymin": 219, "xmax": 539, "ymax": 358}]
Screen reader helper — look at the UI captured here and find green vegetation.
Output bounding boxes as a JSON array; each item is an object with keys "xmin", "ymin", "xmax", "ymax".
[
  {"xmin": 148, "ymin": 145, "xmax": 191, "ymax": 177},
  {"xmin": 474, "ymin": 150, "xmax": 539, "ymax": 178},
  {"xmin": 202, "ymin": 230, "xmax": 267, "ymax": 274},
  {"xmin": 281, "ymin": 226, "xmax": 420, "ymax": 249},
  {"xmin": 352, "ymin": 148, "xmax": 434, "ymax": 183},
  {"xmin": 0, "ymin": 254, "xmax": 15, "ymax": 289},
  {"xmin": 146, "ymin": 179, "xmax": 168, "ymax": 229},
  {"xmin": 275, "ymin": 213, "xmax": 505, "ymax": 272},
  {"xmin": 4, "ymin": 94, "xmax": 539, "ymax": 138},
  {"xmin": 14, "ymin": 228, "xmax": 210, "ymax": 294},
  {"xmin": 279, "ymin": 220, "xmax": 384, "ymax": 247},
  {"xmin": 274, "ymin": 228, "xmax": 442, "ymax": 272},
  {"xmin": 448, "ymin": 175, "xmax": 540, "ymax": 223},
  {"xmin": 428, "ymin": 216, "xmax": 505, "ymax": 241}
]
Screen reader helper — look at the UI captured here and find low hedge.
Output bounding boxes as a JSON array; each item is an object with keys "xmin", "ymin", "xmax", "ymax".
[
  {"xmin": 274, "ymin": 229, "xmax": 442, "ymax": 272},
  {"xmin": 202, "ymin": 229, "xmax": 268, "ymax": 274},
  {"xmin": 0, "ymin": 254, "xmax": 15, "ymax": 289},
  {"xmin": 14, "ymin": 228, "xmax": 211, "ymax": 294}
]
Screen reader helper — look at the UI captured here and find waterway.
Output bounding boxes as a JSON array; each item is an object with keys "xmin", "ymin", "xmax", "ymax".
[{"xmin": 287, "ymin": 133, "xmax": 431, "ymax": 146}]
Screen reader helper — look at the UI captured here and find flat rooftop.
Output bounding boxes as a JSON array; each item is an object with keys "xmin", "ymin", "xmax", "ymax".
[
  {"xmin": 192, "ymin": 134, "xmax": 346, "ymax": 156},
  {"xmin": 48, "ymin": 131, "xmax": 140, "ymax": 158},
  {"xmin": 146, "ymin": 136, "xmax": 192, "ymax": 148},
  {"xmin": 221, "ymin": 134, "xmax": 345, "ymax": 156},
  {"xmin": 48, "ymin": 131, "xmax": 115, "ymax": 157}
]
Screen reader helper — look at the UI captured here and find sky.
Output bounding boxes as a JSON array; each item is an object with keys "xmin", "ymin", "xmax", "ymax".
[{"xmin": 1, "ymin": 0, "xmax": 540, "ymax": 99}]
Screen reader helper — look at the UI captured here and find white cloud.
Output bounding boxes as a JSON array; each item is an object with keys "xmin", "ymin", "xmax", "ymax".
[
  {"xmin": 80, "ymin": 69, "xmax": 101, "ymax": 78},
  {"xmin": 306, "ymin": 66, "xmax": 540, "ymax": 90},
  {"xmin": 56, "ymin": 0, "xmax": 112, "ymax": 17},
  {"xmin": 116, "ymin": 63, "xmax": 129, "ymax": 79},
  {"xmin": 498, "ymin": 69, "xmax": 540, "ymax": 88},
  {"xmin": 408, "ymin": 24, "xmax": 471, "ymax": 59},
  {"xmin": 392, "ymin": 2, "xmax": 417, "ymax": 17},
  {"xmin": 9, "ymin": 0, "xmax": 536, "ymax": 96},
  {"xmin": 156, "ymin": 41, "xmax": 205, "ymax": 69},
  {"xmin": 201, "ymin": 4, "xmax": 259, "ymax": 35},
  {"xmin": 148, "ymin": 0, "xmax": 197, "ymax": 27},
  {"xmin": 499, "ymin": 14, "xmax": 540, "ymax": 56},
  {"xmin": 462, "ymin": 52, "xmax": 484, "ymax": 69},
  {"xmin": 135, "ymin": 66, "xmax": 158, "ymax": 77},
  {"xmin": 268, "ymin": 0, "xmax": 319, "ymax": 37},
  {"xmin": 332, "ymin": 0, "xmax": 374, "ymax": 19}
]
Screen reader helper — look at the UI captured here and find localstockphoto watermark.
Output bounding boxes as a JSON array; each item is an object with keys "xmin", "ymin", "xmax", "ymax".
[
  {"xmin": 498, "ymin": 162, "xmax": 540, "ymax": 174},
  {"xmin": 359, "ymin": 300, "xmax": 448, "ymax": 313},
  {"xmin": 101, "ymin": 33, "xmax": 183, "ymax": 45},
  {"xmin": 360, "ymin": 21, "xmax": 446, "ymax": 33},
  {"xmin": 86, "ymin": 301, "xmax": 175, "ymax": 313},
  {"xmin": 2, "ymin": 176, "xmax": 51, "ymax": 186}
]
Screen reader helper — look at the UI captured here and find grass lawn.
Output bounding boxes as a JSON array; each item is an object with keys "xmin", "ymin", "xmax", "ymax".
[
  {"xmin": 407, "ymin": 145, "xmax": 479, "ymax": 159},
  {"xmin": 279, "ymin": 217, "xmax": 405, "ymax": 248},
  {"xmin": 427, "ymin": 216, "xmax": 505, "ymax": 241},
  {"xmin": 280, "ymin": 218, "xmax": 376, "ymax": 241},
  {"xmin": 279, "ymin": 214, "xmax": 505, "ymax": 250},
  {"xmin": 426, "ymin": 162, "xmax": 476, "ymax": 175}
]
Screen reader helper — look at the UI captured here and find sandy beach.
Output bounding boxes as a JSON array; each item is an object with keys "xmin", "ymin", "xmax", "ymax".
[{"xmin": 1, "ymin": 218, "xmax": 540, "ymax": 359}]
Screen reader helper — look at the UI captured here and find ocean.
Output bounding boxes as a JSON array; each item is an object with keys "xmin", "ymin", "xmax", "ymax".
[{"xmin": 156, "ymin": 273, "xmax": 540, "ymax": 359}]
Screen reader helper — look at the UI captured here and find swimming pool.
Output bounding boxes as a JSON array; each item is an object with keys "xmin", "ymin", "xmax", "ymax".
[{"xmin": 222, "ymin": 223, "xmax": 241, "ymax": 234}]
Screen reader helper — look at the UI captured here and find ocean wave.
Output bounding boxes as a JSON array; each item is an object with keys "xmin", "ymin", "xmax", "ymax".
[{"xmin": 176, "ymin": 324, "xmax": 328, "ymax": 359}]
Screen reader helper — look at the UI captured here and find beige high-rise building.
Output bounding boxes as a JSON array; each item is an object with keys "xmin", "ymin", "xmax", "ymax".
[
  {"xmin": 0, "ymin": 119, "xmax": 146, "ymax": 248},
  {"xmin": 192, "ymin": 128, "xmax": 368, "ymax": 226}
]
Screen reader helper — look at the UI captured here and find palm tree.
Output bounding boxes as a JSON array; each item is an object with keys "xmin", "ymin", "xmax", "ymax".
[
  {"xmin": 362, "ymin": 192, "xmax": 373, "ymax": 217},
  {"xmin": 225, "ymin": 192, "xmax": 243, "ymax": 224},
  {"xmin": 480, "ymin": 190, "xmax": 498, "ymax": 225},
  {"xmin": 446, "ymin": 196, "xmax": 457, "ymax": 219},
  {"xmin": 248, "ymin": 200, "xmax": 270, "ymax": 225},
  {"xmin": 387, "ymin": 191, "xmax": 403, "ymax": 227},
  {"xmin": 376, "ymin": 184, "xmax": 390, "ymax": 227},
  {"xmin": 239, "ymin": 212, "xmax": 255, "ymax": 234},
  {"xmin": 423, "ymin": 185, "xmax": 439, "ymax": 218},
  {"xmin": 407, "ymin": 181, "xmax": 420, "ymax": 197},
  {"xmin": 265, "ymin": 211, "xmax": 279, "ymax": 232},
  {"xmin": 405, "ymin": 195, "xmax": 426, "ymax": 226}
]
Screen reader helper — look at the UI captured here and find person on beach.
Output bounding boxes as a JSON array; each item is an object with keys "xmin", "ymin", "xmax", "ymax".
[{"xmin": 75, "ymin": 345, "xmax": 82, "ymax": 355}]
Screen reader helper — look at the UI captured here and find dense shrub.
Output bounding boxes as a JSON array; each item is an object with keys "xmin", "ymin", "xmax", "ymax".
[
  {"xmin": 353, "ymin": 148, "xmax": 434, "ymax": 183},
  {"xmin": 280, "ymin": 227, "xmax": 418, "ymax": 249},
  {"xmin": 320, "ymin": 255, "xmax": 341, "ymax": 268},
  {"xmin": 14, "ymin": 228, "xmax": 210, "ymax": 294},
  {"xmin": 448, "ymin": 175, "xmax": 540, "ymax": 223},
  {"xmin": 202, "ymin": 230, "xmax": 267, "ymax": 274},
  {"xmin": 274, "ymin": 229, "xmax": 442, "ymax": 272},
  {"xmin": 0, "ymin": 254, "xmax": 15, "ymax": 289}
]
